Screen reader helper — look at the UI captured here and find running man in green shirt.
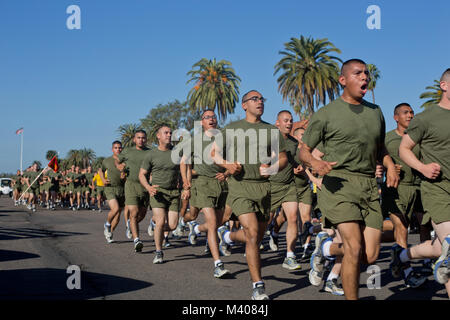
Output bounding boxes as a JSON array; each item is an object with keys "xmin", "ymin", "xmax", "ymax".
[
  {"xmin": 101, "ymin": 141, "xmax": 126, "ymax": 244},
  {"xmin": 139, "ymin": 125, "xmax": 180, "ymax": 264},
  {"xmin": 213, "ymin": 90, "xmax": 288, "ymax": 300},
  {"xmin": 299, "ymin": 59, "xmax": 399, "ymax": 300},
  {"xmin": 117, "ymin": 130, "xmax": 151, "ymax": 252},
  {"xmin": 395, "ymin": 68, "xmax": 450, "ymax": 298}
]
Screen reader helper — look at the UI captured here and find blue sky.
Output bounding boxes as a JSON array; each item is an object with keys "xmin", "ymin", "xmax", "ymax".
[{"xmin": 1, "ymin": 0, "xmax": 449, "ymax": 173}]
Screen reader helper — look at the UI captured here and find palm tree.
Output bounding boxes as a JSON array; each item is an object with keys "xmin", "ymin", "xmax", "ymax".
[
  {"xmin": 274, "ymin": 36, "xmax": 342, "ymax": 116},
  {"xmin": 419, "ymin": 80, "xmax": 442, "ymax": 108},
  {"xmin": 367, "ymin": 64, "xmax": 380, "ymax": 104},
  {"xmin": 92, "ymin": 157, "xmax": 105, "ymax": 171},
  {"xmin": 67, "ymin": 149, "xmax": 81, "ymax": 167},
  {"xmin": 187, "ymin": 58, "xmax": 241, "ymax": 121},
  {"xmin": 79, "ymin": 148, "xmax": 96, "ymax": 169},
  {"xmin": 45, "ymin": 150, "xmax": 58, "ymax": 161},
  {"xmin": 117, "ymin": 123, "xmax": 141, "ymax": 148}
]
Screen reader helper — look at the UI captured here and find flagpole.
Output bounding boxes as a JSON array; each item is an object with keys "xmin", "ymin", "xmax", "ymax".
[
  {"xmin": 18, "ymin": 167, "xmax": 48, "ymax": 202},
  {"xmin": 20, "ymin": 131, "xmax": 23, "ymax": 174}
]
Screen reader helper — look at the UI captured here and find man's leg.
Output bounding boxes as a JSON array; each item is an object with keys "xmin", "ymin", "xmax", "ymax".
[
  {"xmin": 152, "ymin": 207, "xmax": 167, "ymax": 252},
  {"xmin": 299, "ymin": 202, "xmax": 313, "ymax": 245},
  {"xmin": 282, "ymin": 201, "xmax": 299, "ymax": 256},
  {"xmin": 336, "ymin": 221, "xmax": 363, "ymax": 300},
  {"xmin": 238, "ymin": 212, "xmax": 263, "ymax": 283},
  {"xmin": 390, "ymin": 213, "xmax": 408, "ymax": 249}
]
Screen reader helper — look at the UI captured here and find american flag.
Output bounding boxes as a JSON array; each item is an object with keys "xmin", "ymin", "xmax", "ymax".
[{"xmin": 15, "ymin": 128, "xmax": 24, "ymax": 135}]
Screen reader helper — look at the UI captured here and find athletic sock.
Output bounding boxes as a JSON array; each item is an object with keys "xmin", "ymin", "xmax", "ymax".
[
  {"xmin": 252, "ymin": 281, "xmax": 264, "ymax": 289},
  {"xmin": 322, "ymin": 239, "xmax": 333, "ymax": 258},
  {"xmin": 214, "ymin": 260, "xmax": 222, "ymax": 267},
  {"xmin": 400, "ymin": 249, "xmax": 410, "ymax": 263},
  {"xmin": 286, "ymin": 251, "xmax": 295, "ymax": 258},
  {"xmin": 134, "ymin": 237, "xmax": 140, "ymax": 243},
  {"xmin": 224, "ymin": 231, "xmax": 233, "ymax": 245},
  {"xmin": 327, "ymin": 271, "xmax": 339, "ymax": 281},
  {"xmin": 194, "ymin": 224, "xmax": 201, "ymax": 235},
  {"xmin": 105, "ymin": 222, "xmax": 111, "ymax": 227}
]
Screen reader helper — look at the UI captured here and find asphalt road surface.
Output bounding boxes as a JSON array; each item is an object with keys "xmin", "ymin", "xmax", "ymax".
[{"xmin": 0, "ymin": 196, "xmax": 448, "ymax": 301}]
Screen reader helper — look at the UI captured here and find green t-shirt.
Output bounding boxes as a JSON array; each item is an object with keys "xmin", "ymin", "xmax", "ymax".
[
  {"xmin": 221, "ymin": 119, "xmax": 286, "ymax": 182},
  {"xmin": 385, "ymin": 130, "xmax": 420, "ymax": 185},
  {"xmin": 118, "ymin": 146, "xmax": 151, "ymax": 182},
  {"xmin": 187, "ymin": 131, "xmax": 225, "ymax": 178},
  {"xmin": 141, "ymin": 147, "xmax": 179, "ymax": 190},
  {"xmin": 68, "ymin": 172, "xmax": 84, "ymax": 187},
  {"xmin": 302, "ymin": 97, "xmax": 386, "ymax": 176},
  {"xmin": 84, "ymin": 172, "xmax": 95, "ymax": 186},
  {"xmin": 406, "ymin": 104, "xmax": 450, "ymax": 181},
  {"xmin": 25, "ymin": 171, "xmax": 40, "ymax": 189},
  {"xmin": 102, "ymin": 157, "xmax": 123, "ymax": 187},
  {"xmin": 270, "ymin": 134, "xmax": 297, "ymax": 184}
]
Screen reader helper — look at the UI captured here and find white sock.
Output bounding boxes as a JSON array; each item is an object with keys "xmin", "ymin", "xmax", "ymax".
[
  {"xmin": 286, "ymin": 251, "xmax": 295, "ymax": 258},
  {"xmin": 214, "ymin": 260, "xmax": 222, "ymax": 267},
  {"xmin": 126, "ymin": 220, "xmax": 130, "ymax": 227},
  {"xmin": 303, "ymin": 243, "xmax": 309, "ymax": 250},
  {"xmin": 134, "ymin": 237, "xmax": 140, "ymax": 243},
  {"xmin": 322, "ymin": 240, "xmax": 332, "ymax": 258},
  {"xmin": 194, "ymin": 224, "xmax": 201, "ymax": 235},
  {"xmin": 224, "ymin": 231, "xmax": 233, "ymax": 245},
  {"xmin": 400, "ymin": 249, "xmax": 410, "ymax": 263},
  {"xmin": 327, "ymin": 272, "xmax": 339, "ymax": 281},
  {"xmin": 105, "ymin": 222, "xmax": 111, "ymax": 227},
  {"xmin": 252, "ymin": 281, "xmax": 264, "ymax": 289}
]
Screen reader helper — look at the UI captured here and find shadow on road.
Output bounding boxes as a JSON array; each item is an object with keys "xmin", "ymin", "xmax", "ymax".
[
  {"xmin": 0, "ymin": 227, "xmax": 87, "ymax": 241},
  {"xmin": 0, "ymin": 249, "xmax": 40, "ymax": 262},
  {"xmin": 0, "ymin": 268, "xmax": 152, "ymax": 300}
]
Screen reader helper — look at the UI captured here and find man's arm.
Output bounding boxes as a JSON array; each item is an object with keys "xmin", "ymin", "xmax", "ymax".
[
  {"xmin": 379, "ymin": 145, "xmax": 399, "ymax": 188},
  {"xmin": 299, "ymin": 144, "xmax": 337, "ymax": 176},
  {"xmin": 399, "ymin": 134, "xmax": 441, "ymax": 179},
  {"xmin": 138, "ymin": 168, "xmax": 158, "ymax": 196},
  {"xmin": 179, "ymin": 155, "xmax": 191, "ymax": 200}
]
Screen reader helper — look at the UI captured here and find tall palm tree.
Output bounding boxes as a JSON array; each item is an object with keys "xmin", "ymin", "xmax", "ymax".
[
  {"xmin": 117, "ymin": 123, "xmax": 141, "ymax": 148},
  {"xmin": 274, "ymin": 36, "xmax": 342, "ymax": 116},
  {"xmin": 419, "ymin": 80, "xmax": 442, "ymax": 108},
  {"xmin": 187, "ymin": 58, "xmax": 241, "ymax": 121},
  {"xmin": 367, "ymin": 64, "xmax": 380, "ymax": 104},
  {"xmin": 45, "ymin": 150, "xmax": 58, "ymax": 161},
  {"xmin": 67, "ymin": 149, "xmax": 81, "ymax": 167},
  {"xmin": 79, "ymin": 148, "xmax": 96, "ymax": 169},
  {"xmin": 92, "ymin": 157, "xmax": 105, "ymax": 171}
]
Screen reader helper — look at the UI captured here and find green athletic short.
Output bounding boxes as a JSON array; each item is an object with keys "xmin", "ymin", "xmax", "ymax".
[
  {"xmin": 226, "ymin": 178, "xmax": 271, "ymax": 222},
  {"xmin": 381, "ymin": 183, "xmax": 418, "ymax": 223},
  {"xmin": 420, "ymin": 179, "xmax": 450, "ymax": 225},
  {"xmin": 270, "ymin": 181, "xmax": 298, "ymax": 212},
  {"xmin": 96, "ymin": 186, "xmax": 105, "ymax": 197},
  {"xmin": 125, "ymin": 180, "xmax": 149, "ymax": 207},
  {"xmin": 319, "ymin": 170, "xmax": 383, "ymax": 230},
  {"xmin": 190, "ymin": 176, "xmax": 227, "ymax": 209},
  {"xmin": 296, "ymin": 184, "xmax": 314, "ymax": 205},
  {"xmin": 104, "ymin": 185, "xmax": 125, "ymax": 207},
  {"xmin": 150, "ymin": 187, "xmax": 180, "ymax": 211}
]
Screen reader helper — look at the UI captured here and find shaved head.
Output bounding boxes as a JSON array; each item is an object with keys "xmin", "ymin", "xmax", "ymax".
[
  {"xmin": 341, "ymin": 59, "xmax": 366, "ymax": 76},
  {"xmin": 440, "ymin": 68, "xmax": 450, "ymax": 82},
  {"xmin": 277, "ymin": 109, "xmax": 292, "ymax": 119}
]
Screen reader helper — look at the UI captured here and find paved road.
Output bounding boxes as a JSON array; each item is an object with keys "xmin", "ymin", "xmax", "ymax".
[{"xmin": 0, "ymin": 196, "xmax": 447, "ymax": 300}]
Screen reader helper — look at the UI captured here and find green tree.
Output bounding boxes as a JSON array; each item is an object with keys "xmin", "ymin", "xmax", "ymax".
[
  {"xmin": 117, "ymin": 123, "xmax": 141, "ymax": 148},
  {"xmin": 45, "ymin": 150, "xmax": 58, "ymax": 161},
  {"xmin": 419, "ymin": 80, "xmax": 442, "ymax": 108},
  {"xmin": 274, "ymin": 35, "xmax": 342, "ymax": 116},
  {"xmin": 67, "ymin": 149, "xmax": 81, "ymax": 167},
  {"xmin": 367, "ymin": 64, "xmax": 380, "ymax": 104},
  {"xmin": 79, "ymin": 148, "xmax": 96, "ymax": 169},
  {"xmin": 187, "ymin": 58, "xmax": 241, "ymax": 120},
  {"xmin": 140, "ymin": 100, "xmax": 202, "ymax": 145},
  {"xmin": 92, "ymin": 157, "xmax": 106, "ymax": 171}
]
